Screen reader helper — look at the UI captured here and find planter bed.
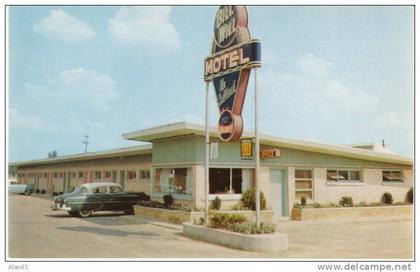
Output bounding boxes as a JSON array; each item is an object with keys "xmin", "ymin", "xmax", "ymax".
[
  {"xmin": 182, "ymin": 222, "xmax": 288, "ymax": 253},
  {"xmin": 291, "ymin": 205, "xmax": 413, "ymax": 221},
  {"xmin": 133, "ymin": 205, "xmax": 274, "ymax": 225}
]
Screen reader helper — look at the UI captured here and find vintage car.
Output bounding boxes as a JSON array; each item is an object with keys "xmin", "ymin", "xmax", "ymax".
[
  {"xmin": 51, "ymin": 182, "xmax": 149, "ymax": 218},
  {"xmin": 8, "ymin": 180, "xmax": 33, "ymax": 195}
]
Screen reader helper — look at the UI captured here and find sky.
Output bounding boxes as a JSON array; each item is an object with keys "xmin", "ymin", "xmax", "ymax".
[{"xmin": 8, "ymin": 6, "xmax": 414, "ymax": 162}]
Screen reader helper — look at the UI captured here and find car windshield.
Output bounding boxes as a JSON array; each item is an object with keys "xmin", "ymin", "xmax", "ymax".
[{"xmin": 73, "ymin": 186, "xmax": 88, "ymax": 194}]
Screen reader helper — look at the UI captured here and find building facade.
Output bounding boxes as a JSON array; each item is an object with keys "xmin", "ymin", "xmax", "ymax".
[{"xmin": 13, "ymin": 122, "xmax": 413, "ymax": 219}]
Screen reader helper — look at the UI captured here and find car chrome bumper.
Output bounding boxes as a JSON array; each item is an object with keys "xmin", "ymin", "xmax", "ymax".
[{"xmin": 51, "ymin": 203, "xmax": 71, "ymax": 211}]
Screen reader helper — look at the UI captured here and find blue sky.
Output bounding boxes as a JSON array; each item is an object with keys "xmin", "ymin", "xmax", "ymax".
[{"xmin": 8, "ymin": 6, "xmax": 414, "ymax": 162}]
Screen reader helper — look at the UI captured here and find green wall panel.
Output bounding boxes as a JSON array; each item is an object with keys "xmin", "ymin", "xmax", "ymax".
[{"xmin": 152, "ymin": 136, "xmax": 410, "ymax": 169}]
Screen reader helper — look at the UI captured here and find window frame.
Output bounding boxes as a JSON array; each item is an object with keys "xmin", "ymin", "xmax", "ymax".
[
  {"xmin": 295, "ymin": 169, "xmax": 314, "ymax": 201},
  {"xmin": 126, "ymin": 170, "xmax": 137, "ymax": 181},
  {"xmin": 139, "ymin": 169, "xmax": 150, "ymax": 180},
  {"xmin": 209, "ymin": 167, "xmax": 251, "ymax": 195},
  {"xmin": 327, "ymin": 169, "xmax": 362, "ymax": 183},
  {"xmin": 94, "ymin": 171, "xmax": 102, "ymax": 180},
  {"xmin": 153, "ymin": 167, "xmax": 192, "ymax": 195},
  {"xmin": 382, "ymin": 170, "xmax": 404, "ymax": 182}
]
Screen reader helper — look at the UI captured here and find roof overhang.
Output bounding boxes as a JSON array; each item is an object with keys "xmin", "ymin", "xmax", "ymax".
[
  {"xmin": 123, "ymin": 122, "xmax": 413, "ymax": 166},
  {"xmin": 11, "ymin": 144, "xmax": 152, "ymax": 167}
]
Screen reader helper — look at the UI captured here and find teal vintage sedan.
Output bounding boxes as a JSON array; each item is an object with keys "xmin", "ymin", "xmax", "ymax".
[{"xmin": 51, "ymin": 182, "xmax": 149, "ymax": 218}]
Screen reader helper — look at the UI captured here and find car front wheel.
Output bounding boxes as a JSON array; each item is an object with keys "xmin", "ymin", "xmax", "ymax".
[
  {"xmin": 78, "ymin": 209, "xmax": 93, "ymax": 218},
  {"xmin": 24, "ymin": 190, "xmax": 32, "ymax": 195}
]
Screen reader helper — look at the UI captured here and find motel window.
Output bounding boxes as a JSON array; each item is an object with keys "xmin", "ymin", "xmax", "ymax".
[
  {"xmin": 78, "ymin": 172, "xmax": 84, "ymax": 178},
  {"xmin": 295, "ymin": 169, "xmax": 313, "ymax": 200},
  {"xmin": 327, "ymin": 169, "xmax": 361, "ymax": 182},
  {"xmin": 44, "ymin": 173, "xmax": 48, "ymax": 178},
  {"xmin": 54, "ymin": 173, "xmax": 58, "ymax": 178},
  {"xmin": 209, "ymin": 168, "xmax": 252, "ymax": 195},
  {"xmin": 104, "ymin": 171, "xmax": 111, "ymax": 179},
  {"xmin": 59, "ymin": 173, "xmax": 63, "ymax": 178},
  {"xmin": 139, "ymin": 169, "xmax": 150, "ymax": 179},
  {"xmin": 382, "ymin": 170, "xmax": 404, "ymax": 182},
  {"xmin": 71, "ymin": 172, "xmax": 76, "ymax": 178},
  {"xmin": 154, "ymin": 168, "xmax": 192, "ymax": 195},
  {"xmin": 127, "ymin": 171, "xmax": 137, "ymax": 180},
  {"xmin": 94, "ymin": 171, "xmax": 102, "ymax": 180}
]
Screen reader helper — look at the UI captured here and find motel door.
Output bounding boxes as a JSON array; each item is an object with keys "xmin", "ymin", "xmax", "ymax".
[{"xmin": 269, "ymin": 169, "xmax": 288, "ymax": 218}]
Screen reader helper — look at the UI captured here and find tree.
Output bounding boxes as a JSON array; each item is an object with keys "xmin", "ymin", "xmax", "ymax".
[{"xmin": 48, "ymin": 150, "xmax": 58, "ymax": 158}]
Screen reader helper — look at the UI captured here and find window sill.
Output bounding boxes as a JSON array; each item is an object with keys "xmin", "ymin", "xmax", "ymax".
[
  {"xmin": 208, "ymin": 194, "xmax": 242, "ymax": 201},
  {"xmin": 325, "ymin": 181, "xmax": 365, "ymax": 186}
]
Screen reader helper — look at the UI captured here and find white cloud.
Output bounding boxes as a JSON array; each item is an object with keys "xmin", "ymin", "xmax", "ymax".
[
  {"xmin": 25, "ymin": 68, "xmax": 117, "ymax": 110},
  {"xmin": 108, "ymin": 7, "xmax": 181, "ymax": 49},
  {"xmin": 33, "ymin": 9, "xmax": 95, "ymax": 42},
  {"xmin": 262, "ymin": 55, "xmax": 379, "ymax": 115},
  {"xmin": 298, "ymin": 54, "xmax": 333, "ymax": 79},
  {"xmin": 10, "ymin": 108, "xmax": 44, "ymax": 130}
]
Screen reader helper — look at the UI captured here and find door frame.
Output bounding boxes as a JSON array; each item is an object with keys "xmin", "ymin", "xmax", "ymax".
[{"xmin": 269, "ymin": 167, "xmax": 289, "ymax": 217}]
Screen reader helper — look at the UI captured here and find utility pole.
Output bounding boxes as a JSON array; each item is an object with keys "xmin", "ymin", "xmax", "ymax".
[{"xmin": 82, "ymin": 135, "xmax": 89, "ymax": 153}]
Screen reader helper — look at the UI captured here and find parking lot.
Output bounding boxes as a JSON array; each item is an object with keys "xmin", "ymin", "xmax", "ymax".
[{"xmin": 8, "ymin": 195, "xmax": 413, "ymax": 259}]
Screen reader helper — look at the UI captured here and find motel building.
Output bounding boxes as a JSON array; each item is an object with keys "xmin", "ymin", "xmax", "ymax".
[{"xmin": 12, "ymin": 121, "xmax": 413, "ymax": 219}]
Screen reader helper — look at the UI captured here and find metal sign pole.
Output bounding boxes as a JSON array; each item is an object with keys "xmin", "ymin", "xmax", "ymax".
[
  {"xmin": 204, "ymin": 81, "xmax": 210, "ymax": 225},
  {"xmin": 255, "ymin": 68, "xmax": 260, "ymax": 226}
]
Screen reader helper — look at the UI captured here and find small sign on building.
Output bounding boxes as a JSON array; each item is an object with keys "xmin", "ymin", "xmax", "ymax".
[
  {"xmin": 210, "ymin": 142, "xmax": 219, "ymax": 160},
  {"xmin": 260, "ymin": 148, "xmax": 281, "ymax": 160},
  {"xmin": 240, "ymin": 139, "xmax": 253, "ymax": 159}
]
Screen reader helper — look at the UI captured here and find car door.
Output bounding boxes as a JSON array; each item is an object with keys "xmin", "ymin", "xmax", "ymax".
[
  {"xmin": 90, "ymin": 185, "xmax": 113, "ymax": 211},
  {"xmin": 109, "ymin": 185, "xmax": 132, "ymax": 211}
]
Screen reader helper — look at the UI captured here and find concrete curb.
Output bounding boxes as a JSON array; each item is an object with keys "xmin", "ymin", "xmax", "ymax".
[{"xmin": 182, "ymin": 223, "xmax": 288, "ymax": 253}]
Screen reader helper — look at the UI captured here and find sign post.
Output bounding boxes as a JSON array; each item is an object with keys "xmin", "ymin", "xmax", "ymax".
[
  {"xmin": 204, "ymin": 5, "xmax": 261, "ymax": 226},
  {"xmin": 254, "ymin": 68, "xmax": 260, "ymax": 226},
  {"xmin": 204, "ymin": 82, "xmax": 210, "ymax": 225}
]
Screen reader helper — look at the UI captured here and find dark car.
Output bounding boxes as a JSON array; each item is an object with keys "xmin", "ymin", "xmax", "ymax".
[{"xmin": 51, "ymin": 182, "xmax": 149, "ymax": 218}]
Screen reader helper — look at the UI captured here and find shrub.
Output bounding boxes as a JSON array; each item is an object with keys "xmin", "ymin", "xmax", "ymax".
[
  {"xmin": 240, "ymin": 188, "xmax": 266, "ymax": 210},
  {"xmin": 407, "ymin": 187, "xmax": 413, "ymax": 204},
  {"xmin": 227, "ymin": 222, "xmax": 276, "ymax": 234},
  {"xmin": 35, "ymin": 189, "xmax": 40, "ymax": 194},
  {"xmin": 209, "ymin": 213, "xmax": 247, "ymax": 229},
  {"xmin": 211, "ymin": 196, "xmax": 222, "ymax": 210},
  {"xmin": 138, "ymin": 200, "xmax": 164, "ymax": 209},
  {"xmin": 300, "ymin": 196, "xmax": 307, "ymax": 206},
  {"xmin": 230, "ymin": 203, "xmax": 245, "ymax": 211},
  {"xmin": 313, "ymin": 202, "xmax": 322, "ymax": 208},
  {"xmin": 163, "ymin": 194, "xmax": 174, "ymax": 208},
  {"xmin": 172, "ymin": 203, "xmax": 194, "ymax": 212},
  {"xmin": 381, "ymin": 192, "xmax": 393, "ymax": 205},
  {"xmin": 40, "ymin": 189, "xmax": 46, "ymax": 194},
  {"xmin": 339, "ymin": 196, "xmax": 353, "ymax": 207}
]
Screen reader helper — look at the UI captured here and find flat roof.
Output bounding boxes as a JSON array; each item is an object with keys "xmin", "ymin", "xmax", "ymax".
[
  {"xmin": 12, "ymin": 144, "xmax": 152, "ymax": 167},
  {"xmin": 123, "ymin": 122, "xmax": 412, "ymax": 166}
]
